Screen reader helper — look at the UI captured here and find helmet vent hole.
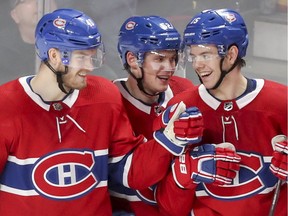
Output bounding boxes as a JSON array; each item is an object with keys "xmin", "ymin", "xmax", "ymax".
[
  {"xmin": 212, "ymin": 30, "xmax": 221, "ymax": 35},
  {"xmin": 201, "ymin": 30, "xmax": 221, "ymax": 38},
  {"xmin": 148, "ymin": 38, "xmax": 158, "ymax": 44},
  {"xmin": 145, "ymin": 23, "xmax": 152, "ymax": 28},
  {"xmin": 202, "ymin": 32, "xmax": 211, "ymax": 38},
  {"xmin": 140, "ymin": 37, "xmax": 158, "ymax": 45},
  {"xmin": 68, "ymin": 39, "xmax": 87, "ymax": 46},
  {"xmin": 39, "ymin": 23, "xmax": 48, "ymax": 34}
]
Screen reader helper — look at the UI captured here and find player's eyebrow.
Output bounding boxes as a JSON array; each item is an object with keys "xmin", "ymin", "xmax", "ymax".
[{"xmin": 150, "ymin": 51, "xmax": 166, "ymax": 57}]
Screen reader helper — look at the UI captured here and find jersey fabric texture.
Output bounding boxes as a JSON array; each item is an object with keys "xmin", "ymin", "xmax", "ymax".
[
  {"xmin": 0, "ymin": 75, "xmax": 172, "ymax": 216},
  {"xmin": 156, "ymin": 79, "xmax": 287, "ymax": 216},
  {"xmin": 111, "ymin": 76, "xmax": 194, "ymax": 216}
]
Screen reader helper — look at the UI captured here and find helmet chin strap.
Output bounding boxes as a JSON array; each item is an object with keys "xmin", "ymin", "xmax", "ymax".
[
  {"xmin": 44, "ymin": 60, "xmax": 73, "ymax": 94},
  {"xmin": 128, "ymin": 67, "xmax": 160, "ymax": 97}
]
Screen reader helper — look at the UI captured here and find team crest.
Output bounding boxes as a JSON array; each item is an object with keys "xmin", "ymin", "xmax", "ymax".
[
  {"xmin": 225, "ymin": 13, "xmax": 236, "ymax": 23},
  {"xmin": 53, "ymin": 18, "xmax": 66, "ymax": 28},
  {"xmin": 200, "ymin": 152, "xmax": 278, "ymax": 200},
  {"xmin": 32, "ymin": 149, "xmax": 99, "ymax": 200},
  {"xmin": 125, "ymin": 21, "xmax": 136, "ymax": 30}
]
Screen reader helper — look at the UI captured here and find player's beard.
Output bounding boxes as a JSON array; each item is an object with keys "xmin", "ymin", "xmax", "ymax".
[{"xmin": 61, "ymin": 70, "xmax": 88, "ymax": 91}]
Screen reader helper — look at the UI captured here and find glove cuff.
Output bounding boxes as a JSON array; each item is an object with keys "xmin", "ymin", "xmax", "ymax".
[{"xmin": 154, "ymin": 130, "xmax": 185, "ymax": 156}]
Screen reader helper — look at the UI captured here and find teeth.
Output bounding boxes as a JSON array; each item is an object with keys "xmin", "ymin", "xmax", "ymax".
[
  {"xmin": 158, "ymin": 76, "xmax": 169, "ymax": 80},
  {"xmin": 199, "ymin": 72, "xmax": 211, "ymax": 77}
]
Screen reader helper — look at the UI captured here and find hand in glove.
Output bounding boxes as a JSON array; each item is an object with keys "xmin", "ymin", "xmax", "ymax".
[
  {"xmin": 153, "ymin": 101, "xmax": 203, "ymax": 155},
  {"xmin": 270, "ymin": 135, "xmax": 288, "ymax": 182},
  {"xmin": 172, "ymin": 143, "xmax": 241, "ymax": 188}
]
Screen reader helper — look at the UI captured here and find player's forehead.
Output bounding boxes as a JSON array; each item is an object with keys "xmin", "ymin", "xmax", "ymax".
[
  {"xmin": 146, "ymin": 50, "xmax": 177, "ymax": 58},
  {"xmin": 189, "ymin": 44, "xmax": 218, "ymax": 55},
  {"xmin": 72, "ymin": 49, "xmax": 97, "ymax": 56}
]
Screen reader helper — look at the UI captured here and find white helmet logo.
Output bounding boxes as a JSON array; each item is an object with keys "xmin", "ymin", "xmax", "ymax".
[{"xmin": 159, "ymin": 22, "xmax": 173, "ymax": 30}]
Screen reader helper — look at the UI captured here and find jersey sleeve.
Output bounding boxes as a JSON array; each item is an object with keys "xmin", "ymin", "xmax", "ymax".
[
  {"xmin": 271, "ymin": 82, "xmax": 287, "ymax": 135},
  {"xmin": 155, "ymin": 172, "xmax": 197, "ymax": 216},
  {"xmin": 108, "ymin": 95, "xmax": 173, "ymax": 190},
  {"xmin": 0, "ymin": 85, "xmax": 19, "ymax": 174},
  {"xmin": 156, "ymin": 172, "xmax": 196, "ymax": 216},
  {"xmin": 0, "ymin": 124, "xmax": 9, "ymax": 173}
]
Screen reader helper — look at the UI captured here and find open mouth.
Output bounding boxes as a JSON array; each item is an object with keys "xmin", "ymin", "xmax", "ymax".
[
  {"xmin": 157, "ymin": 75, "xmax": 171, "ymax": 81},
  {"xmin": 78, "ymin": 72, "xmax": 87, "ymax": 77},
  {"xmin": 198, "ymin": 71, "xmax": 212, "ymax": 79}
]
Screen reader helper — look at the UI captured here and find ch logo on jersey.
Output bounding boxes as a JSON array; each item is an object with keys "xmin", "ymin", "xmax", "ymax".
[
  {"xmin": 32, "ymin": 149, "xmax": 98, "ymax": 200},
  {"xmin": 200, "ymin": 152, "xmax": 277, "ymax": 200}
]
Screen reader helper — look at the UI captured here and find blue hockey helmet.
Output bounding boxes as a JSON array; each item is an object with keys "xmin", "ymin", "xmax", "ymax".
[
  {"xmin": 118, "ymin": 15, "xmax": 181, "ymax": 65},
  {"xmin": 182, "ymin": 9, "xmax": 248, "ymax": 58},
  {"xmin": 35, "ymin": 8, "xmax": 103, "ymax": 66}
]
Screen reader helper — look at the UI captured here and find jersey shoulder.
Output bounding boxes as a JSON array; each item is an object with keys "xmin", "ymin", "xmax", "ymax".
[
  {"xmin": 262, "ymin": 79, "xmax": 287, "ymax": 98},
  {"xmin": 0, "ymin": 79, "xmax": 27, "ymax": 114},
  {"xmin": 169, "ymin": 76, "xmax": 194, "ymax": 95},
  {"xmin": 0, "ymin": 78, "xmax": 22, "ymax": 95},
  {"xmin": 79, "ymin": 75, "xmax": 122, "ymax": 105},
  {"xmin": 260, "ymin": 79, "xmax": 287, "ymax": 112},
  {"xmin": 254, "ymin": 79, "xmax": 287, "ymax": 107},
  {"xmin": 168, "ymin": 84, "xmax": 199, "ymax": 106}
]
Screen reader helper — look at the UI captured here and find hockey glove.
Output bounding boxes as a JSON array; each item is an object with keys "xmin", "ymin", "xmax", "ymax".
[
  {"xmin": 153, "ymin": 101, "xmax": 203, "ymax": 156},
  {"xmin": 172, "ymin": 143, "xmax": 241, "ymax": 189},
  {"xmin": 270, "ymin": 135, "xmax": 288, "ymax": 182}
]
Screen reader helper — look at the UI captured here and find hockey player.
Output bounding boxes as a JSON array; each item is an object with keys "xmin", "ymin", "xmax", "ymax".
[
  {"xmin": 0, "ymin": 9, "xmax": 204, "ymax": 216},
  {"xmin": 155, "ymin": 8, "xmax": 288, "ymax": 216},
  {"xmin": 111, "ymin": 15, "xmax": 195, "ymax": 215},
  {"xmin": 114, "ymin": 15, "xmax": 194, "ymax": 140}
]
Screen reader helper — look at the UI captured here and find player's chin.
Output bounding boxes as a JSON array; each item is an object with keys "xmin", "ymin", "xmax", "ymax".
[
  {"xmin": 201, "ymin": 78, "xmax": 216, "ymax": 90},
  {"xmin": 72, "ymin": 80, "xmax": 88, "ymax": 90},
  {"xmin": 72, "ymin": 84, "xmax": 86, "ymax": 91},
  {"xmin": 78, "ymin": 80, "xmax": 88, "ymax": 89}
]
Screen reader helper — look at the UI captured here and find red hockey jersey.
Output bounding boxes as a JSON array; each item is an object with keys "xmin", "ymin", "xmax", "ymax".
[
  {"xmin": 156, "ymin": 79, "xmax": 287, "ymax": 216},
  {"xmin": 0, "ymin": 75, "xmax": 173, "ymax": 216}
]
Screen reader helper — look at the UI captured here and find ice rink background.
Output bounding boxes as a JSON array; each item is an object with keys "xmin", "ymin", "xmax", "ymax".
[{"xmin": 0, "ymin": 0, "xmax": 286, "ymax": 86}]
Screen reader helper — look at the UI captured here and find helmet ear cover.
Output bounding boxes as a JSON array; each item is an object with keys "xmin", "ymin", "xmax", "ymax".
[
  {"xmin": 35, "ymin": 8, "xmax": 104, "ymax": 66},
  {"xmin": 118, "ymin": 15, "xmax": 181, "ymax": 66}
]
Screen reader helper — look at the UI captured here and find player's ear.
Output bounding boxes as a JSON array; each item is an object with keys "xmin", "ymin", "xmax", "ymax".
[
  {"xmin": 126, "ymin": 52, "xmax": 139, "ymax": 69},
  {"xmin": 47, "ymin": 48, "xmax": 61, "ymax": 66},
  {"xmin": 225, "ymin": 45, "xmax": 238, "ymax": 64},
  {"xmin": 10, "ymin": 9, "xmax": 20, "ymax": 24}
]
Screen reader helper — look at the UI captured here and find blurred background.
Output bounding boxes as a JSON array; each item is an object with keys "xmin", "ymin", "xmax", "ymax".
[{"xmin": 0, "ymin": 0, "xmax": 287, "ymax": 86}]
